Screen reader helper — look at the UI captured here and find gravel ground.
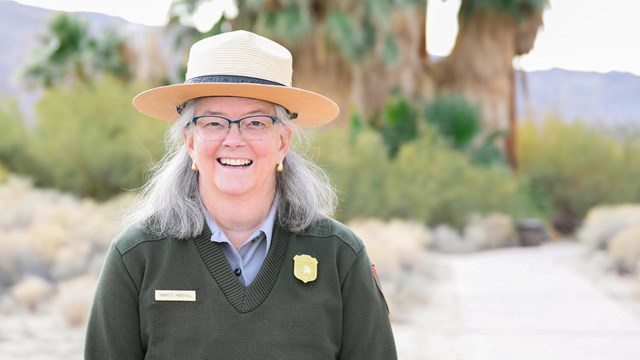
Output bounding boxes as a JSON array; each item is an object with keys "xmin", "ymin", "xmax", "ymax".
[{"xmin": 393, "ymin": 240, "xmax": 640, "ymax": 360}]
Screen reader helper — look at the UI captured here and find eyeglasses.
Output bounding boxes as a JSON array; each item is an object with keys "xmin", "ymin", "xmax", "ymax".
[{"xmin": 191, "ymin": 115, "xmax": 279, "ymax": 141}]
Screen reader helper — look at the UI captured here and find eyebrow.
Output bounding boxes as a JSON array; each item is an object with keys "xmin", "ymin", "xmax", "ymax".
[{"xmin": 197, "ymin": 108, "xmax": 273, "ymax": 117}]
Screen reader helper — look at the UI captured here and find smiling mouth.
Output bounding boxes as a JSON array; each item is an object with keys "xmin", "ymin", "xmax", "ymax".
[{"xmin": 218, "ymin": 158, "xmax": 253, "ymax": 167}]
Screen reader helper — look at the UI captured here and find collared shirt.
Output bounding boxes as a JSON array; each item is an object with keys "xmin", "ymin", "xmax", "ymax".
[{"xmin": 204, "ymin": 197, "xmax": 278, "ymax": 287}]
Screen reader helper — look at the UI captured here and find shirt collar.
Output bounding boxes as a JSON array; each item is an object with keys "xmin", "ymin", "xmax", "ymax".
[{"xmin": 204, "ymin": 194, "xmax": 279, "ymax": 249}]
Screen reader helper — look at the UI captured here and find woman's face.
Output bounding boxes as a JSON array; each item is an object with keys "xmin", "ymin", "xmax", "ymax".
[{"xmin": 185, "ymin": 97, "xmax": 291, "ymax": 200}]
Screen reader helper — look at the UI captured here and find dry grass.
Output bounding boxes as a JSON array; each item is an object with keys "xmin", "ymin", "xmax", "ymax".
[
  {"xmin": 577, "ymin": 204, "xmax": 640, "ymax": 250},
  {"xmin": 0, "ymin": 176, "xmax": 127, "ymax": 289},
  {"xmin": 10, "ymin": 276, "xmax": 54, "ymax": 312},
  {"xmin": 347, "ymin": 218, "xmax": 433, "ymax": 318},
  {"xmin": 608, "ymin": 225, "xmax": 640, "ymax": 275},
  {"xmin": 431, "ymin": 213, "xmax": 516, "ymax": 253},
  {"xmin": 54, "ymin": 275, "xmax": 98, "ymax": 327},
  {"xmin": 348, "ymin": 218, "xmax": 430, "ymax": 273},
  {"xmin": 578, "ymin": 204, "xmax": 640, "ymax": 292},
  {"xmin": 0, "ymin": 175, "xmax": 129, "ymax": 331}
]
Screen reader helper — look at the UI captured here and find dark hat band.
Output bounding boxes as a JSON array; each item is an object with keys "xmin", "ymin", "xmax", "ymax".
[
  {"xmin": 185, "ymin": 75, "xmax": 286, "ymax": 87},
  {"xmin": 176, "ymin": 75, "xmax": 298, "ymax": 118}
]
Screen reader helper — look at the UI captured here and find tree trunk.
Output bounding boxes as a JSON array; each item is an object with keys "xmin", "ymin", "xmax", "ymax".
[
  {"xmin": 425, "ymin": 4, "xmax": 545, "ymax": 168},
  {"xmin": 432, "ymin": 10, "xmax": 517, "ymax": 136},
  {"xmin": 291, "ymin": 10, "xmax": 435, "ymax": 126}
]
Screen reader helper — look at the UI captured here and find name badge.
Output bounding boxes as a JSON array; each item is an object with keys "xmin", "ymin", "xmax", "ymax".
[{"xmin": 155, "ymin": 290, "xmax": 197, "ymax": 302}]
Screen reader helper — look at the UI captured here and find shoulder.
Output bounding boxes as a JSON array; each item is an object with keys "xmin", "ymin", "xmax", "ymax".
[
  {"xmin": 298, "ymin": 217, "xmax": 364, "ymax": 255},
  {"xmin": 112, "ymin": 225, "xmax": 169, "ymax": 255}
]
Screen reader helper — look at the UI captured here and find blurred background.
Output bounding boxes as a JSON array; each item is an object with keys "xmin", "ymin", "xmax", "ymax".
[{"xmin": 1, "ymin": 0, "xmax": 639, "ymax": 358}]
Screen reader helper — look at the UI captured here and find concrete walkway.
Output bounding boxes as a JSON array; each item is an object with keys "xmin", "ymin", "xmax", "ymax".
[{"xmin": 393, "ymin": 241, "xmax": 640, "ymax": 360}]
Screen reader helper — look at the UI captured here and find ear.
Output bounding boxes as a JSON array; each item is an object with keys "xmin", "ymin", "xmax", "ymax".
[
  {"xmin": 277, "ymin": 126, "xmax": 292, "ymax": 161},
  {"xmin": 184, "ymin": 128, "xmax": 195, "ymax": 158}
]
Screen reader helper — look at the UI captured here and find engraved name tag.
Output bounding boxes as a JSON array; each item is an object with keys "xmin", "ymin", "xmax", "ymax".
[{"xmin": 155, "ymin": 290, "xmax": 196, "ymax": 302}]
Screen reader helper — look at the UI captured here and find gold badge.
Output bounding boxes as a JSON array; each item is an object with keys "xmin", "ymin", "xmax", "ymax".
[{"xmin": 293, "ymin": 254, "xmax": 318, "ymax": 283}]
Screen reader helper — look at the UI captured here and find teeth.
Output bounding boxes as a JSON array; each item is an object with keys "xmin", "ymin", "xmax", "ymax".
[{"xmin": 219, "ymin": 158, "xmax": 252, "ymax": 166}]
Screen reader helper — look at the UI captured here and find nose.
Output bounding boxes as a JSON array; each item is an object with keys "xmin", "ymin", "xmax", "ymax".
[{"xmin": 221, "ymin": 123, "xmax": 245, "ymax": 145}]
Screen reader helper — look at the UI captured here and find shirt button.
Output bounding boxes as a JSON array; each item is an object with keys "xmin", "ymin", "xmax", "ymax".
[{"xmin": 234, "ymin": 268, "xmax": 242, "ymax": 276}]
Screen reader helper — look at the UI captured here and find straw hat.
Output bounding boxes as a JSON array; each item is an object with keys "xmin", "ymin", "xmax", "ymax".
[{"xmin": 133, "ymin": 30, "xmax": 339, "ymax": 128}]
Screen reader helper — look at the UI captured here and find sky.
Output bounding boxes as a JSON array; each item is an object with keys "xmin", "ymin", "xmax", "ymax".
[{"xmin": 12, "ymin": 0, "xmax": 640, "ymax": 76}]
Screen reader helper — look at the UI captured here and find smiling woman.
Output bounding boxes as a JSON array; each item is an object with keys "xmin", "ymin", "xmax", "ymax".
[{"xmin": 84, "ymin": 30, "xmax": 397, "ymax": 359}]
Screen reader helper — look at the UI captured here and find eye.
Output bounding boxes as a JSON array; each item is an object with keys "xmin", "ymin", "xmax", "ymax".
[
  {"xmin": 201, "ymin": 118, "xmax": 227, "ymax": 128},
  {"xmin": 242, "ymin": 117, "xmax": 271, "ymax": 129}
]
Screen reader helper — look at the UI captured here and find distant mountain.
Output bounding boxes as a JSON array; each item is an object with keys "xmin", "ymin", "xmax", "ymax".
[
  {"xmin": 1, "ymin": 0, "xmax": 639, "ymax": 126},
  {"xmin": 0, "ymin": 0, "xmax": 48, "ymax": 94},
  {"xmin": 0, "ymin": 0, "xmax": 176, "ymax": 121},
  {"xmin": 0, "ymin": 0, "xmax": 151, "ymax": 90},
  {"xmin": 516, "ymin": 68, "xmax": 640, "ymax": 126}
]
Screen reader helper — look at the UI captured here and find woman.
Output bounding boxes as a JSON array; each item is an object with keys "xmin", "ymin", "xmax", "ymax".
[{"xmin": 85, "ymin": 30, "xmax": 396, "ymax": 359}]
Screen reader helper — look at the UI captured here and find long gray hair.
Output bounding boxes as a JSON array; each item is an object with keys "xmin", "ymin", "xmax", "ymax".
[{"xmin": 123, "ymin": 99, "xmax": 337, "ymax": 238}]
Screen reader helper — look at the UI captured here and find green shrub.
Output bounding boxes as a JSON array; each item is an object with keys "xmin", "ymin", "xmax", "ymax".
[
  {"xmin": 368, "ymin": 92, "xmax": 505, "ymax": 166},
  {"xmin": 310, "ymin": 127, "xmax": 535, "ymax": 228},
  {"xmin": 424, "ymin": 93, "xmax": 480, "ymax": 150},
  {"xmin": 24, "ymin": 76, "xmax": 168, "ymax": 200},
  {"xmin": 424, "ymin": 93, "xmax": 505, "ymax": 166},
  {"xmin": 518, "ymin": 118, "xmax": 640, "ymax": 225},
  {"xmin": 388, "ymin": 127, "xmax": 533, "ymax": 228},
  {"xmin": 0, "ymin": 98, "xmax": 31, "ymax": 174},
  {"xmin": 379, "ymin": 94, "xmax": 419, "ymax": 158},
  {"xmin": 0, "ymin": 163, "xmax": 7, "ymax": 184},
  {"xmin": 308, "ymin": 128, "xmax": 392, "ymax": 221}
]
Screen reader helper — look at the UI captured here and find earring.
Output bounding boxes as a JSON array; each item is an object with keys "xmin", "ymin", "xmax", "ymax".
[
  {"xmin": 191, "ymin": 162, "xmax": 198, "ymax": 172},
  {"xmin": 276, "ymin": 161, "xmax": 284, "ymax": 173}
]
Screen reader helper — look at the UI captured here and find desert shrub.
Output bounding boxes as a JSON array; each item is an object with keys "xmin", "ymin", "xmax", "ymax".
[
  {"xmin": 424, "ymin": 93, "xmax": 506, "ymax": 166},
  {"xmin": 429, "ymin": 213, "xmax": 517, "ymax": 253},
  {"xmin": 518, "ymin": 118, "xmax": 640, "ymax": 229},
  {"xmin": 368, "ymin": 93, "xmax": 505, "ymax": 166},
  {"xmin": 424, "ymin": 93, "xmax": 480, "ymax": 150},
  {"xmin": 576, "ymin": 204, "xmax": 640, "ymax": 250},
  {"xmin": 54, "ymin": 275, "xmax": 97, "ymax": 327},
  {"xmin": 608, "ymin": 224, "xmax": 640, "ymax": 275},
  {"xmin": 22, "ymin": 76, "xmax": 168, "ymax": 200},
  {"xmin": 0, "ymin": 163, "xmax": 7, "ymax": 184},
  {"xmin": 0, "ymin": 98, "xmax": 31, "ymax": 175},
  {"xmin": 308, "ymin": 129, "xmax": 392, "ymax": 220},
  {"xmin": 347, "ymin": 218, "xmax": 431, "ymax": 315},
  {"xmin": 0, "ymin": 176, "xmax": 124, "ymax": 290},
  {"xmin": 310, "ymin": 127, "xmax": 535, "ymax": 228},
  {"xmin": 347, "ymin": 218, "xmax": 430, "ymax": 274},
  {"xmin": 378, "ymin": 93, "xmax": 419, "ymax": 158},
  {"xmin": 0, "ymin": 294, "xmax": 18, "ymax": 315},
  {"xmin": 10, "ymin": 276, "xmax": 54, "ymax": 312},
  {"xmin": 390, "ymin": 131, "xmax": 529, "ymax": 227},
  {"xmin": 464, "ymin": 213, "xmax": 517, "ymax": 249}
]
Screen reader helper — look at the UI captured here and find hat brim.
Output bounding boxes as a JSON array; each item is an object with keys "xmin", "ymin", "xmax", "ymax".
[{"xmin": 133, "ymin": 83, "xmax": 339, "ymax": 128}]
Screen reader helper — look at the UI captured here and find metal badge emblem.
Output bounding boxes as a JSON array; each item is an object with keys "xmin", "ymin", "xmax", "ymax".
[{"xmin": 293, "ymin": 254, "xmax": 318, "ymax": 283}]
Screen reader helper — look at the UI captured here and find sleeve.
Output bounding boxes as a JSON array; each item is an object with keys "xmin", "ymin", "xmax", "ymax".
[
  {"xmin": 339, "ymin": 248, "xmax": 398, "ymax": 360},
  {"xmin": 84, "ymin": 243, "xmax": 145, "ymax": 359}
]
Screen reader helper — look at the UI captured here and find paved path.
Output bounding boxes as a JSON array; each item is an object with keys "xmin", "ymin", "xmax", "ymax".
[{"xmin": 393, "ymin": 241, "xmax": 640, "ymax": 360}]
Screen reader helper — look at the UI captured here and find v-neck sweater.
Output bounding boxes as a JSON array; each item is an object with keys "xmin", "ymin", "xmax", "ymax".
[{"xmin": 85, "ymin": 217, "xmax": 397, "ymax": 359}]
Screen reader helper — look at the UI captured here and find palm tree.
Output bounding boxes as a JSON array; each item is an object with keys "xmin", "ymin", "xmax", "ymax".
[
  {"xmin": 23, "ymin": 13, "xmax": 132, "ymax": 88},
  {"xmin": 23, "ymin": 13, "xmax": 93, "ymax": 88},
  {"xmin": 167, "ymin": 0, "xmax": 547, "ymax": 167},
  {"xmin": 424, "ymin": 0, "xmax": 548, "ymax": 169},
  {"xmin": 166, "ymin": 0, "xmax": 425, "ymax": 121}
]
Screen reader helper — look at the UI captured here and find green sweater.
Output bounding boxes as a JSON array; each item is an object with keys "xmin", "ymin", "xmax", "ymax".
[{"xmin": 85, "ymin": 218, "xmax": 397, "ymax": 359}]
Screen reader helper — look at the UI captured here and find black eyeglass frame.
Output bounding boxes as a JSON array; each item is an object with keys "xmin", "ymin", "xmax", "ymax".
[{"xmin": 190, "ymin": 114, "xmax": 280, "ymax": 140}]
